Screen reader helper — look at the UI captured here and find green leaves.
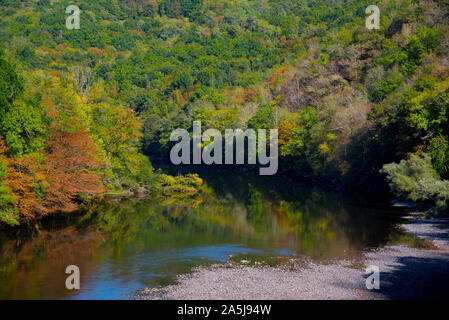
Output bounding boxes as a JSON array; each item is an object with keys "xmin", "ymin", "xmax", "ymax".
[
  {"xmin": 1, "ymin": 99, "xmax": 49, "ymax": 157},
  {"xmin": 0, "ymin": 50, "xmax": 24, "ymax": 121},
  {"xmin": 91, "ymin": 103, "xmax": 154, "ymax": 191},
  {"xmin": 371, "ymin": 72, "xmax": 403, "ymax": 102},
  {"xmin": 429, "ymin": 135, "xmax": 449, "ymax": 180},
  {"xmin": 279, "ymin": 107, "xmax": 329, "ymax": 175},
  {"xmin": 247, "ymin": 105, "xmax": 275, "ymax": 130},
  {"xmin": 0, "ymin": 55, "xmax": 49, "ymax": 157},
  {"xmin": 0, "ymin": 159, "xmax": 18, "ymax": 226},
  {"xmin": 0, "ymin": 183, "xmax": 18, "ymax": 226},
  {"xmin": 381, "ymin": 154, "xmax": 449, "ymax": 212}
]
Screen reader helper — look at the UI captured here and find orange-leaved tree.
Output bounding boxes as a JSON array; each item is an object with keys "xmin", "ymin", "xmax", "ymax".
[
  {"xmin": 43, "ymin": 127, "xmax": 105, "ymax": 213},
  {"xmin": 40, "ymin": 80, "xmax": 105, "ymax": 213},
  {"xmin": 0, "ymin": 137, "xmax": 47, "ymax": 220}
]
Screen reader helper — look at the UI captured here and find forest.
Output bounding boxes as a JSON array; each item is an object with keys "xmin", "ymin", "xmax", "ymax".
[{"xmin": 0, "ymin": 0, "xmax": 448, "ymax": 226}]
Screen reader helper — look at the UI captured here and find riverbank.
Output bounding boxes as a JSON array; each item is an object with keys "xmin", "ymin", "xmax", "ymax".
[{"xmin": 135, "ymin": 209, "xmax": 449, "ymax": 300}]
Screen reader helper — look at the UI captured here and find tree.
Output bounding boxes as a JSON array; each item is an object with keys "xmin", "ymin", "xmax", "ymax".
[
  {"xmin": 1, "ymin": 99, "xmax": 49, "ymax": 157},
  {"xmin": 381, "ymin": 154, "xmax": 449, "ymax": 212},
  {"xmin": 0, "ymin": 137, "xmax": 45, "ymax": 220},
  {"xmin": 91, "ymin": 103, "xmax": 154, "ymax": 190},
  {"xmin": 43, "ymin": 128, "xmax": 105, "ymax": 213},
  {"xmin": 0, "ymin": 50, "xmax": 24, "ymax": 121},
  {"xmin": 0, "ymin": 140, "xmax": 17, "ymax": 225}
]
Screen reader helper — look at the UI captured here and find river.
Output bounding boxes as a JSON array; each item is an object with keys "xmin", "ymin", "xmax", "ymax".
[{"xmin": 0, "ymin": 166, "xmax": 407, "ymax": 299}]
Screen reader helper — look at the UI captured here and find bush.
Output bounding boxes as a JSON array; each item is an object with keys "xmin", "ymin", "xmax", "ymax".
[
  {"xmin": 0, "ymin": 159, "xmax": 18, "ymax": 226},
  {"xmin": 157, "ymin": 173, "xmax": 203, "ymax": 195},
  {"xmin": 380, "ymin": 154, "xmax": 449, "ymax": 212}
]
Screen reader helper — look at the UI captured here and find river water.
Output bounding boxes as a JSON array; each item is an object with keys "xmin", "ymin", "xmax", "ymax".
[{"xmin": 0, "ymin": 166, "xmax": 407, "ymax": 299}]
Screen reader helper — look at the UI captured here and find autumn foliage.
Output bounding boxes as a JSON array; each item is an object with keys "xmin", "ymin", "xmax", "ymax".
[
  {"xmin": 0, "ymin": 48, "xmax": 155, "ymax": 225},
  {"xmin": 1, "ymin": 129, "xmax": 104, "ymax": 220},
  {"xmin": 0, "ymin": 138, "xmax": 44, "ymax": 220},
  {"xmin": 43, "ymin": 128, "xmax": 105, "ymax": 213}
]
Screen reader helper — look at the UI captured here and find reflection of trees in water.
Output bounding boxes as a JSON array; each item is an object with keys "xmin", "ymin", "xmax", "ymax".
[
  {"xmin": 245, "ymin": 184, "xmax": 267, "ymax": 229},
  {"xmin": 0, "ymin": 225, "xmax": 105, "ymax": 299},
  {"xmin": 0, "ymin": 169, "xmax": 403, "ymax": 298},
  {"xmin": 88, "ymin": 167, "xmax": 400, "ymax": 260},
  {"xmin": 183, "ymin": 168, "xmax": 403, "ymax": 258}
]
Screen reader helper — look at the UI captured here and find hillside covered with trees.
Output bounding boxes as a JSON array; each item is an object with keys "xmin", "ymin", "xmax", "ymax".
[{"xmin": 0, "ymin": 0, "xmax": 448, "ymax": 225}]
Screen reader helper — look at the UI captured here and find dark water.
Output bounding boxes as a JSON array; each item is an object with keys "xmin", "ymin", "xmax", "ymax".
[{"xmin": 0, "ymin": 166, "xmax": 407, "ymax": 299}]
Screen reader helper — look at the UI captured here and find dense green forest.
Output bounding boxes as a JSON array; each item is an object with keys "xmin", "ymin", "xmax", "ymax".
[{"xmin": 0, "ymin": 0, "xmax": 448, "ymax": 225}]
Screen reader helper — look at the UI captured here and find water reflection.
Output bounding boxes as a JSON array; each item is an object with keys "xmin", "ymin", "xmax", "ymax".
[{"xmin": 0, "ymin": 167, "xmax": 405, "ymax": 299}]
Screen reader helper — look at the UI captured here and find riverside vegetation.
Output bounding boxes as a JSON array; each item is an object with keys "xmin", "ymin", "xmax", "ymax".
[{"xmin": 0, "ymin": 0, "xmax": 449, "ymax": 226}]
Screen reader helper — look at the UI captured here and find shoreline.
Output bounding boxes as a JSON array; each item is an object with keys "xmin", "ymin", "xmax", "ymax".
[{"xmin": 135, "ymin": 208, "xmax": 449, "ymax": 300}]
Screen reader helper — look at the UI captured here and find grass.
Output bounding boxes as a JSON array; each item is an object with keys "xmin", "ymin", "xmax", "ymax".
[{"xmin": 387, "ymin": 232, "xmax": 437, "ymax": 250}]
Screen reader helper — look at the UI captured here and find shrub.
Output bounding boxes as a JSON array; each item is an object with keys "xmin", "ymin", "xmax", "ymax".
[
  {"xmin": 380, "ymin": 154, "xmax": 449, "ymax": 212},
  {"xmin": 0, "ymin": 159, "xmax": 18, "ymax": 226},
  {"xmin": 157, "ymin": 173, "xmax": 203, "ymax": 195}
]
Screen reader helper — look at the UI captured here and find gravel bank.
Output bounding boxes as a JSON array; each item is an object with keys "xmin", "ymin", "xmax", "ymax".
[{"xmin": 135, "ymin": 212, "xmax": 449, "ymax": 300}]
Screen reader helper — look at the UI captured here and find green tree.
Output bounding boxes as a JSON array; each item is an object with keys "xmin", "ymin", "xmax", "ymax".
[
  {"xmin": 381, "ymin": 154, "xmax": 449, "ymax": 212},
  {"xmin": 0, "ymin": 50, "xmax": 24, "ymax": 121},
  {"xmin": 0, "ymin": 158, "xmax": 18, "ymax": 226},
  {"xmin": 1, "ymin": 99, "xmax": 49, "ymax": 157}
]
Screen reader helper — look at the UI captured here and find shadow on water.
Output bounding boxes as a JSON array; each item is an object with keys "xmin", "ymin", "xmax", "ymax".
[{"xmin": 0, "ymin": 165, "xmax": 408, "ymax": 299}]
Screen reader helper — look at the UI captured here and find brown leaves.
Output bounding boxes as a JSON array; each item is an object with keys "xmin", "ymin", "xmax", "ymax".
[
  {"xmin": 0, "ymin": 138, "xmax": 46, "ymax": 219},
  {"xmin": 43, "ymin": 128, "xmax": 105, "ymax": 213},
  {"xmin": 0, "ymin": 127, "xmax": 105, "ymax": 220}
]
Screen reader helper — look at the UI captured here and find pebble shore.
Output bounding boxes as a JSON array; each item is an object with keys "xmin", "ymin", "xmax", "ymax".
[{"xmin": 135, "ymin": 211, "xmax": 449, "ymax": 300}]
